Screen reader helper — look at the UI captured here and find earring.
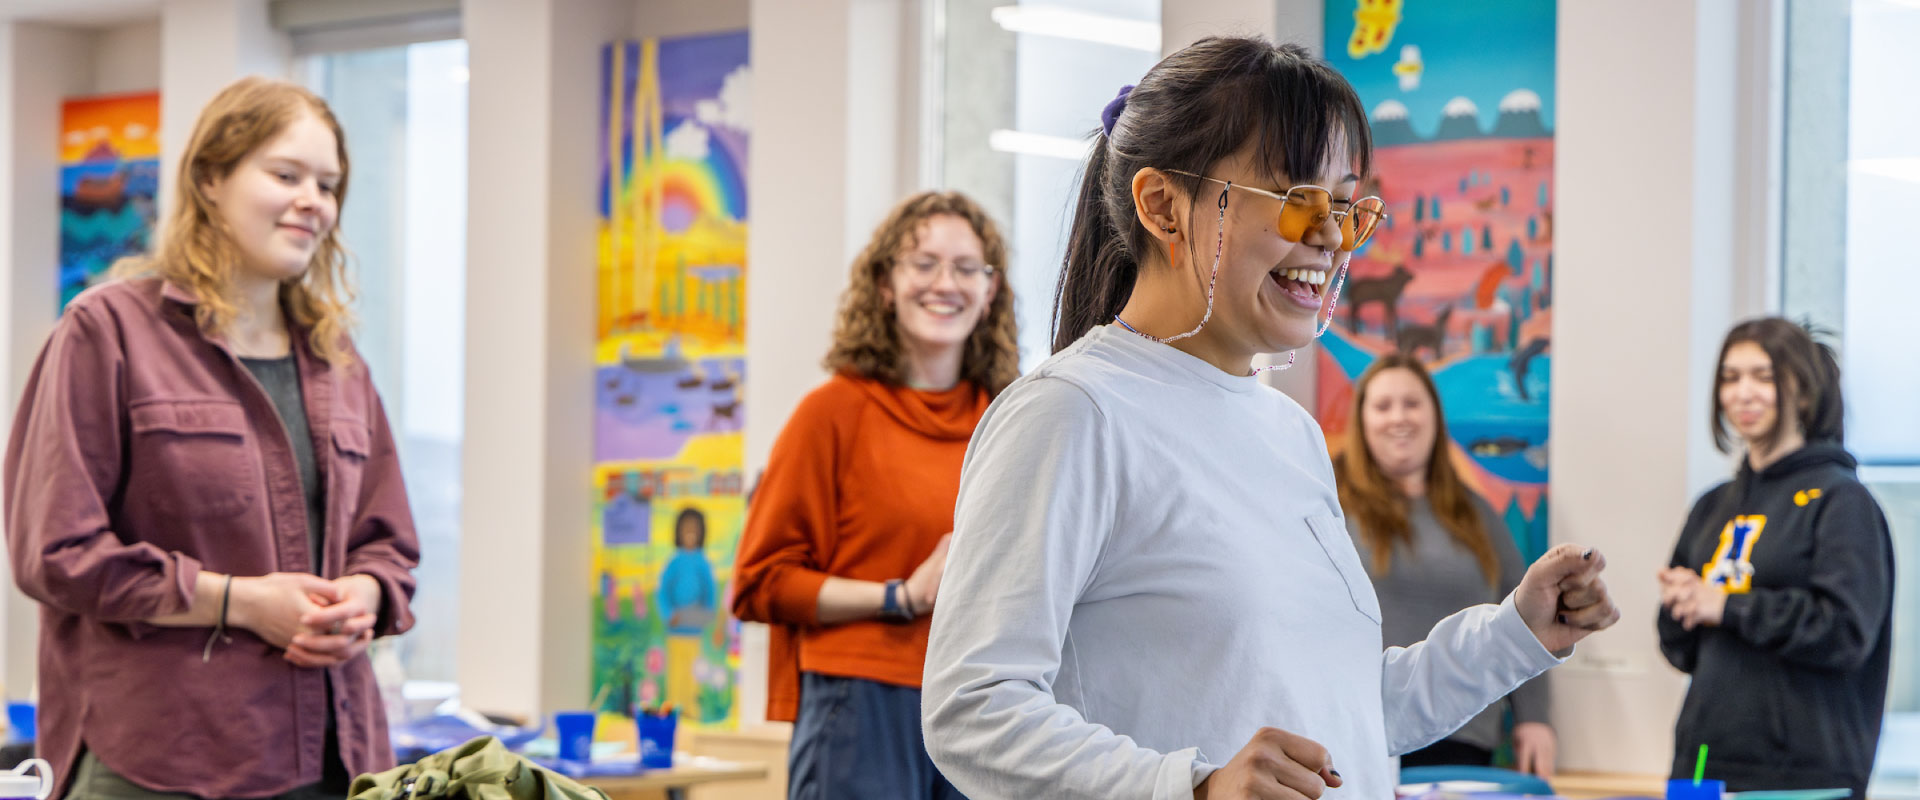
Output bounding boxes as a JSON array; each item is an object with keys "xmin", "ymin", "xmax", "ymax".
[{"xmin": 1163, "ymin": 225, "xmax": 1177, "ymax": 235}]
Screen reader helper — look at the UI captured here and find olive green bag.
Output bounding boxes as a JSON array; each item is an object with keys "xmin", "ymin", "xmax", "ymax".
[{"xmin": 348, "ymin": 736, "xmax": 609, "ymax": 800}]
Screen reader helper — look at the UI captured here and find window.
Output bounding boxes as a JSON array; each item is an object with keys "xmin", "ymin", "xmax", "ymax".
[
  {"xmin": 1825, "ymin": 2, "xmax": 1920, "ymax": 465},
  {"xmin": 1782, "ymin": 0, "xmax": 1920, "ymax": 792},
  {"xmin": 935, "ymin": 0, "xmax": 1163, "ymax": 369},
  {"xmin": 303, "ymin": 39, "xmax": 469, "ymax": 690}
]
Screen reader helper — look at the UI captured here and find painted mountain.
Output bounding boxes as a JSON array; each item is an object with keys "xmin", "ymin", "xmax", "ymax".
[
  {"xmin": 1371, "ymin": 100, "xmax": 1421, "ymax": 147},
  {"xmin": 1491, "ymin": 89, "xmax": 1549, "ymax": 138},
  {"xmin": 1433, "ymin": 96, "xmax": 1486, "ymax": 140}
]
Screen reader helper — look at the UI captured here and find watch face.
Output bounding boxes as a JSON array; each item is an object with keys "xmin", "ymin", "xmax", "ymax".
[{"xmin": 882, "ymin": 580, "xmax": 909, "ymax": 621}]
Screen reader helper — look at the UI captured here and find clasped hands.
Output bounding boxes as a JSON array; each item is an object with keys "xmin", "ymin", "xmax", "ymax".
[
  {"xmin": 1658, "ymin": 566, "xmax": 1727, "ymax": 630},
  {"xmin": 231, "ymin": 572, "xmax": 383, "ymax": 668}
]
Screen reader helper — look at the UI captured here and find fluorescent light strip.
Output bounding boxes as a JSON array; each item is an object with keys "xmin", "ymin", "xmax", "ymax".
[
  {"xmin": 1851, "ymin": 157, "xmax": 1920, "ymax": 184},
  {"xmin": 989, "ymin": 5, "xmax": 1161, "ymax": 52},
  {"xmin": 988, "ymin": 129, "xmax": 1092, "ymax": 161}
]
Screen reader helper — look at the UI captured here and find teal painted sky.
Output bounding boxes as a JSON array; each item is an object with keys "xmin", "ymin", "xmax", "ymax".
[{"xmin": 1322, "ymin": 0, "xmax": 1555, "ymax": 134}]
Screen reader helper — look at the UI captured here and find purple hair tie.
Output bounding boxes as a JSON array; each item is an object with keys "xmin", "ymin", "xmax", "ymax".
[{"xmin": 1100, "ymin": 84, "xmax": 1135, "ymax": 137}]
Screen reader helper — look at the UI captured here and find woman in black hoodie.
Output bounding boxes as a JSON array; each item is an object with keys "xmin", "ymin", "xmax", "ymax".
[{"xmin": 1657, "ymin": 317, "xmax": 1894, "ymax": 798}]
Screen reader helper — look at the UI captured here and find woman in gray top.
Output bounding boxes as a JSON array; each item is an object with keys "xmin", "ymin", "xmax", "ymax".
[{"xmin": 1335, "ymin": 353, "xmax": 1557, "ymax": 778}]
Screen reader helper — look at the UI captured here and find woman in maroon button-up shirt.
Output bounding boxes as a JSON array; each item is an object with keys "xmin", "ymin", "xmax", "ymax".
[{"xmin": 5, "ymin": 77, "xmax": 419, "ymax": 799}]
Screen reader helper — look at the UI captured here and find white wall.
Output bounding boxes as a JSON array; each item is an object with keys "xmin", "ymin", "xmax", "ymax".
[
  {"xmin": 1162, "ymin": 0, "xmax": 1275, "ymax": 51},
  {"xmin": 457, "ymin": 0, "xmax": 557, "ymax": 718},
  {"xmin": 1273, "ymin": 0, "xmax": 1325, "ymax": 46},
  {"xmin": 540, "ymin": 0, "xmax": 632, "ymax": 721},
  {"xmin": 634, "ymin": 0, "xmax": 745, "ymax": 39},
  {"xmin": 1551, "ymin": 0, "xmax": 1765, "ymax": 775},
  {"xmin": 92, "ymin": 19, "xmax": 161, "ymax": 94},
  {"xmin": 457, "ymin": 0, "xmax": 629, "ymax": 721},
  {"xmin": 0, "ymin": 18, "xmax": 96, "ymax": 705},
  {"xmin": 844, "ymin": 0, "xmax": 915, "ymax": 255},
  {"xmin": 744, "ymin": 0, "xmax": 924, "ymax": 488}
]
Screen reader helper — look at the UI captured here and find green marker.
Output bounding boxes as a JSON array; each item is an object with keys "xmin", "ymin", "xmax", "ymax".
[{"xmin": 1694, "ymin": 743, "xmax": 1709, "ymax": 785}]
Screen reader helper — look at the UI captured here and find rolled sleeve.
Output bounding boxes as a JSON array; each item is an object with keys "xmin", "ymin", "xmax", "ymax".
[
  {"xmin": 5, "ymin": 303, "xmax": 199, "ymax": 626},
  {"xmin": 764, "ymin": 567, "xmax": 829, "ymax": 626}
]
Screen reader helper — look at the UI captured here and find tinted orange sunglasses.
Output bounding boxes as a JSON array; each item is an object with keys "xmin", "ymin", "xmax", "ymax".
[{"xmin": 1165, "ymin": 169, "xmax": 1386, "ymax": 252}]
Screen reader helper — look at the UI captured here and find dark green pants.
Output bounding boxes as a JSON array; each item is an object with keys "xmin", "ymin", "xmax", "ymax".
[{"xmin": 68, "ymin": 753, "xmax": 346, "ymax": 800}]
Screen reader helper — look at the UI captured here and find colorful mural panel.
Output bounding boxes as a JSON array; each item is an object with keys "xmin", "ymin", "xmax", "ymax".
[
  {"xmin": 592, "ymin": 31, "xmax": 750, "ymax": 730},
  {"xmin": 60, "ymin": 91, "xmax": 160, "ymax": 310},
  {"xmin": 1323, "ymin": 0, "xmax": 1555, "ymax": 560}
]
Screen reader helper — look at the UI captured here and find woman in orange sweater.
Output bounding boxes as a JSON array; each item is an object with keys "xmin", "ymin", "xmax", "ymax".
[{"xmin": 732, "ymin": 191, "xmax": 1018, "ymax": 799}]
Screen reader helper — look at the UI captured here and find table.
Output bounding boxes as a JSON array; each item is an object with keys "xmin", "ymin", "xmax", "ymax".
[
  {"xmin": 1550, "ymin": 771, "xmax": 1669, "ymax": 800},
  {"xmin": 680, "ymin": 725, "xmax": 791, "ymax": 800},
  {"xmin": 584, "ymin": 755, "xmax": 770, "ymax": 800}
]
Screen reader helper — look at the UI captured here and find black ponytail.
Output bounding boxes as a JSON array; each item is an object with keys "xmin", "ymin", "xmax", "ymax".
[{"xmin": 1052, "ymin": 132, "xmax": 1140, "ymax": 352}]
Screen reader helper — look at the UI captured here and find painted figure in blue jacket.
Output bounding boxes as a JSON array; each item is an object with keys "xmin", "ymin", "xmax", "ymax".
[{"xmin": 660, "ymin": 507, "xmax": 715, "ymax": 715}]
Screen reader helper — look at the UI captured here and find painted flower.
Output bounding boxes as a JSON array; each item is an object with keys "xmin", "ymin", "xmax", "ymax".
[{"xmin": 645, "ymin": 647, "xmax": 665, "ymax": 676}]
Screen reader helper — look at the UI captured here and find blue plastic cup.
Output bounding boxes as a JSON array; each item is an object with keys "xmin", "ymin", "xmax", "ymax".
[
  {"xmin": 554, "ymin": 711, "xmax": 596, "ymax": 762},
  {"xmin": 1667, "ymin": 779, "xmax": 1726, "ymax": 800},
  {"xmin": 5, "ymin": 703, "xmax": 33, "ymax": 744},
  {"xmin": 637, "ymin": 710, "xmax": 678, "ymax": 769}
]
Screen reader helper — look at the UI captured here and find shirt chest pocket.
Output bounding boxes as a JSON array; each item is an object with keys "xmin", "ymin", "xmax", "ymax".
[
  {"xmin": 1305, "ymin": 513, "xmax": 1383, "ymax": 625},
  {"xmin": 330, "ymin": 420, "xmax": 373, "ymax": 510},
  {"xmin": 129, "ymin": 399, "xmax": 259, "ymax": 520}
]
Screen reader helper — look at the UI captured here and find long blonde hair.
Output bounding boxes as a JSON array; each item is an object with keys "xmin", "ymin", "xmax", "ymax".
[
  {"xmin": 823, "ymin": 191, "xmax": 1020, "ymax": 396},
  {"xmin": 117, "ymin": 76, "xmax": 356, "ymax": 365}
]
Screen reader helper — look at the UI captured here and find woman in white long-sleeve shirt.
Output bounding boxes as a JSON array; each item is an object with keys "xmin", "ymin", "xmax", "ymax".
[{"xmin": 921, "ymin": 37, "xmax": 1621, "ymax": 800}]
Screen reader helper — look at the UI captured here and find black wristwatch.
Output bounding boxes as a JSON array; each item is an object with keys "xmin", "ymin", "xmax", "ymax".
[{"xmin": 880, "ymin": 579, "xmax": 915, "ymax": 623}]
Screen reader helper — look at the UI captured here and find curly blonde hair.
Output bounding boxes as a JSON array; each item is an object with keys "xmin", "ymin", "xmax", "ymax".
[
  {"xmin": 117, "ymin": 77, "xmax": 356, "ymax": 365},
  {"xmin": 824, "ymin": 191, "xmax": 1020, "ymax": 395}
]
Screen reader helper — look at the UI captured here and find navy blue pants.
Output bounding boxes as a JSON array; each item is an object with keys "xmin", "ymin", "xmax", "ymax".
[{"xmin": 788, "ymin": 672, "xmax": 968, "ymax": 800}]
